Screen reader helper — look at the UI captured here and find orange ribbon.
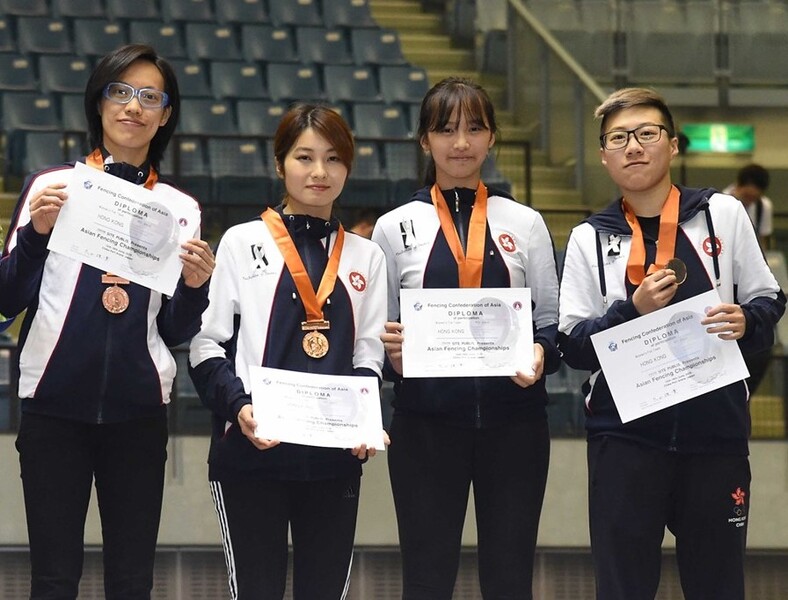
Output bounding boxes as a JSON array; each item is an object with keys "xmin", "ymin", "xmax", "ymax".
[
  {"xmin": 261, "ymin": 208, "xmax": 344, "ymax": 327},
  {"xmin": 622, "ymin": 185, "xmax": 680, "ymax": 285},
  {"xmin": 86, "ymin": 148, "xmax": 158, "ymax": 190},
  {"xmin": 430, "ymin": 181, "xmax": 488, "ymax": 288}
]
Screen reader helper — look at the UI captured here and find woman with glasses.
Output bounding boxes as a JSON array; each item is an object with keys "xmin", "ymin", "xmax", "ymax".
[
  {"xmin": 558, "ymin": 87, "xmax": 785, "ymax": 600},
  {"xmin": 0, "ymin": 44, "xmax": 214, "ymax": 599}
]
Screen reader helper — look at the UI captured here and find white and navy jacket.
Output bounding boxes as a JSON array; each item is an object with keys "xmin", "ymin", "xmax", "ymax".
[
  {"xmin": 0, "ymin": 162, "xmax": 209, "ymax": 423},
  {"xmin": 559, "ymin": 186, "xmax": 786, "ymax": 454},
  {"xmin": 372, "ymin": 184, "xmax": 560, "ymax": 428},
  {"xmin": 189, "ymin": 209, "xmax": 386, "ymax": 481}
]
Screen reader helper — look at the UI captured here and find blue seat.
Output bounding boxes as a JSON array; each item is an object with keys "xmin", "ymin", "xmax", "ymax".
[
  {"xmin": 343, "ymin": 142, "xmax": 390, "ymax": 207},
  {"xmin": 323, "ymin": 65, "xmax": 381, "ymax": 103},
  {"xmin": 266, "ymin": 62, "xmax": 323, "ymax": 103},
  {"xmin": 60, "ymin": 93, "xmax": 87, "ymax": 132},
  {"xmin": 38, "ymin": 55, "xmax": 92, "ymax": 95},
  {"xmin": 352, "ymin": 102, "xmax": 411, "ymax": 140},
  {"xmin": 185, "ymin": 23, "xmax": 241, "ymax": 61},
  {"xmin": 73, "ymin": 19, "xmax": 128, "ymax": 58},
  {"xmin": 0, "ymin": 55, "xmax": 37, "ymax": 92},
  {"xmin": 107, "ymin": 0, "xmax": 160, "ymax": 20},
  {"xmin": 0, "ymin": 0, "xmax": 48, "ymax": 17},
  {"xmin": 379, "ymin": 65, "xmax": 430, "ymax": 104},
  {"xmin": 20, "ymin": 132, "xmax": 86, "ymax": 175},
  {"xmin": 351, "ymin": 28, "xmax": 406, "ymax": 65},
  {"xmin": 296, "ymin": 27, "xmax": 352, "ymax": 65},
  {"xmin": 52, "ymin": 0, "xmax": 106, "ymax": 18},
  {"xmin": 269, "ymin": 0, "xmax": 323, "ymax": 27},
  {"xmin": 161, "ymin": 0, "xmax": 214, "ymax": 22},
  {"xmin": 384, "ymin": 141, "xmax": 421, "ymax": 204},
  {"xmin": 242, "ymin": 24, "xmax": 298, "ymax": 63},
  {"xmin": 2, "ymin": 92, "xmax": 61, "ymax": 132},
  {"xmin": 236, "ymin": 99, "xmax": 288, "ymax": 136},
  {"xmin": 17, "ymin": 17, "xmax": 73, "ymax": 55},
  {"xmin": 323, "ymin": 0, "xmax": 377, "ymax": 29},
  {"xmin": 178, "ymin": 99, "xmax": 237, "ymax": 135},
  {"xmin": 129, "ymin": 21, "xmax": 186, "ymax": 59},
  {"xmin": 0, "ymin": 18, "xmax": 14, "ymax": 53},
  {"xmin": 169, "ymin": 59, "xmax": 212, "ymax": 98},
  {"xmin": 208, "ymin": 138, "xmax": 272, "ymax": 218},
  {"xmin": 160, "ymin": 137, "xmax": 214, "ymax": 206},
  {"xmin": 216, "ymin": 0, "xmax": 269, "ymax": 24},
  {"xmin": 210, "ymin": 61, "xmax": 268, "ymax": 100}
]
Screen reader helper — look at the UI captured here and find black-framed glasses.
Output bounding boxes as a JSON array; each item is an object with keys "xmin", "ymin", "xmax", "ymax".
[
  {"xmin": 600, "ymin": 124, "xmax": 670, "ymax": 150},
  {"xmin": 103, "ymin": 82, "xmax": 169, "ymax": 109}
]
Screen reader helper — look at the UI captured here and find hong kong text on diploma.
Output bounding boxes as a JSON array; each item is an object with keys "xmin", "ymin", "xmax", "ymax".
[
  {"xmin": 591, "ymin": 289, "xmax": 749, "ymax": 423},
  {"xmin": 249, "ymin": 366, "xmax": 385, "ymax": 450},
  {"xmin": 400, "ymin": 287, "xmax": 534, "ymax": 378},
  {"xmin": 47, "ymin": 161, "xmax": 201, "ymax": 296}
]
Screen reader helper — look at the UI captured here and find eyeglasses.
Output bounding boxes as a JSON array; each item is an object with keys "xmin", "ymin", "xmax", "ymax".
[
  {"xmin": 103, "ymin": 82, "xmax": 169, "ymax": 109},
  {"xmin": 600, "ymin": 124, "xmax": 670, "ymax": 150}
]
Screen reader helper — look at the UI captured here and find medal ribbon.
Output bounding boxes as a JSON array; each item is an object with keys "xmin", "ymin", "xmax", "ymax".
[
  {"xmin": 430, "ymin": 181, "xmax": 488, "ymax": 288},
  {"xmin": 261, "ymin": 208, "xmax": 344, "ymax": 325},
  {"xmin": 622, "ymin": 185, "xmax": 680, "ymax": 285},
  {"xmin": 86, "ymin": 148, "xmax": 158, "ymax": 190}
]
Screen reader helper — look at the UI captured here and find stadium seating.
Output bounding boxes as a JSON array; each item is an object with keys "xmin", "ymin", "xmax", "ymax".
[
  {"xmin": 266, "ymin": 62, "xmax": 323, "ymax": 103},
  {"xmin": 169, "ymin": 59, "xmax": 212, "ymax": 98},
  {"xmin": 323, "ymin": 0, "xmax": 377, "ymax": 29},
  {"xmin": 215, "ymin": 0, "xmax": 269, "ymax": 25},
  {"xmin": 296, "ymin": 27, "xmax": 353, "ymax": 65},
  {"xmin": 351, "ymin": 28, "xmax": 407, "ymax": 65},
  {"xmin": 73, "ymin": 19, "xmax": 128, "ymax": 58},
  {"xmin": 209, "ymin": 61, "xmax": 267, "ymax": 100},
  {"xmin": 52, "ymin": 0, "xmax": 106, "ymax": 19},
  {"xmin": 241, "ymin": 24, "xmax": 298, "ymax": 63},
  {"xmin": 161, "ymin": 0, "xmax": 214, "ymax": 23},
  {"xmin": 185, "ymin": 23, "xmax": 241, "ymax": 62},
  {"xmin": 379, "ymin": 65, "xmax": 431, "ymax": 105},
  {"xmin": 352, "ymin": 103, "xmax": 412, "ymax": 140},
  {"xmin": 178, "ymin": 99, "xmax": 237, "ymax": 135},
  {"xmin": 17, "ymin": 17, "xmax": 73, "ymax": 55},
  {"xmin": 38, "ymin": 55, "xmax": 92, "ymax": 95},
  {"xmin": 0, "ymin": 18, "xmax": 13, "ymax": 53},
  {"xmin": 0, "ymin": 0, "xmax": 48, "ymax": 17},
  {"xmin": 106, "ymin": 0, "xmax": 160, "ymax": 20},
  {"xmin": 269, "ymin": 0, "xmax": 323, "ymax": 27},
  {"xmin": 324, "ymin": 65, "xmax": 382, "ymax": 104},
  {"xmin": 236, "ymin": 100, "xmax": 289, "ymax": 137},
  {"xmin": 129, "ymin": 21, "xmax": 186, "ymax": 59},
  {"xmin": 0, "ymin": 54, "xmax": 37, "ymax": 92}
]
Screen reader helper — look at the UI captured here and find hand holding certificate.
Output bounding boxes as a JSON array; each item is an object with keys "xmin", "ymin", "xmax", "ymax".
[
  {"xmin": 399, "ymin": 288, "xmax": 534, "ymax": 378},
  {"xmin": 249, "ymin": 366, "xmax": 386, "ymax": 451},
  {"xmin": 591, "ymin": 289, "xmax": 749, "ymax": 423},
  {"xmin": 47, "ymin": 162, "xmax": 201, "ymax": 296}
]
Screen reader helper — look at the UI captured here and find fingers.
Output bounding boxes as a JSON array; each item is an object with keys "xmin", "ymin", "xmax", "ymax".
[
  {"xmin": 381, "ymin": 321, "xmax": 404, "ymax": 375},
  {"xmin": 180, "ymin": 239, "xmax": 215, "ymax": 288},
  {"xmin": 702, "ymin": 304, "xmax": 746, "ymax": 340},
  {"xmin": 633, "ymin": 269, "xmax": 678, "ymax": 315},
  {"xmin": 29, "ymin": 184, "xmax": 68, "ymax": 235}
]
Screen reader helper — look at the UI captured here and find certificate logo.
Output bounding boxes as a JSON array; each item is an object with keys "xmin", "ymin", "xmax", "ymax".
[
  {"xmin": 413, "ymin": 302, "xmax": 423, "ymax": 312},
  {"xmin": 83, "ymin": 179, "xmax": 93, "ymax": 190},
  {"xmin": 498, "ymin": 233, "xmax": 516, "ymax": 253},
  {"xmin": 349, "ymin": 271, "xmax": 367, "ymax": 292},
  {"xmin": 178, "ymin": 217, "xmax": 188, "ymax": 227},
  {"xmin": 607, "ymin": 341, "xmax": 618, "ymax": 352},
  {"xmin": 513, "ymin": 301, "xmax": 523, "ymax": 311}
]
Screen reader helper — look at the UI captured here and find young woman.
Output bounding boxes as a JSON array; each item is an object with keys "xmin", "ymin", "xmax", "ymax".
[
  {"xmin": 189, "ymin": 104, "xmax": 387, "ymax": 600},
  {"xmin": 0, "ymin": 44, "xmax": 214, "ymax": 599},
  {"xmin": 372, "ymin": 78, "xmax": 560, "ymax": 599}
]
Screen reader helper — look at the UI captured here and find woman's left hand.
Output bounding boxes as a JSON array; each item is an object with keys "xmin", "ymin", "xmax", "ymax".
[
  {"xmin": 351, "ymin": 430, "xmax": 390, "ymax": 460},
  {"xmin": 180, "ymin": 239, "xmax": 215, "ymax": 288},
  {"xmin": 702, "ymin": 303, "xmax": 746, "ymax": 340},
  {"xmin": 510, "ymin": 343, "xmax": 545, "ymax": 388}
]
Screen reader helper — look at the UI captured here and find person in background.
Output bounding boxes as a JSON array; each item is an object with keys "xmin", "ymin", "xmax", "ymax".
[
  {"xmin": 0, "ymin": 44, "xmax": 214, "ymax": 599},
  {"xmin": 189, "ymin": 104, "xmax": 387, "ymax": 600},
  {"xmin": 373, "ymin": 77, "xmax": 560, "ymax": 599},
  {"xmin": 559, "ymin": 87, "xmax": 785, "ymax": 600},
  {"xmin": 724, "ymin": 163, "xmax": 774, "ymax": 251},
  {"xmin": 346, "ymin": 207, "xmax": 379, "ymax": 239}
]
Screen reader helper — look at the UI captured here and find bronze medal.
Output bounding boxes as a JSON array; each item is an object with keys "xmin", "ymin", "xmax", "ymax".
[
  {"xmin": 666, "ymin": 258, "xmax": 687, "ymax": 285},
  {"xmin": 102, "ymin": 285, "xmax": 129, "ymax": 314},
  {"xmin": 302, "ymin": 330, "xmax": 329, "ymax": 358}
]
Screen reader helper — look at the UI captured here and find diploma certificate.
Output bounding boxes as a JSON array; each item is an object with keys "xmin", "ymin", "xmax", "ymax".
[
  {"xmin": 249, "ymin": 366, "xmax": 385, "ymax": 450},
  {"xmin": 591, "ymin": 289, "xmax": 750, "ymax": 423},
  {"xmin": 48, "ymin": 162, "xmax": 201, "ymax": 296},
  {"xmin": 400, "ymin": 287, "xmax": 534, "ymax": 378}
]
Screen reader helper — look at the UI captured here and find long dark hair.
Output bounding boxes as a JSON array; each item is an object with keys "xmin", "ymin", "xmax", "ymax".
[
  {"xmin": 84, "ymin": 44, "xmax": 180, "ymax": 170},
  {"xmin": 418, "ymin": 77, "xmax": 497, "ymax": 186}
]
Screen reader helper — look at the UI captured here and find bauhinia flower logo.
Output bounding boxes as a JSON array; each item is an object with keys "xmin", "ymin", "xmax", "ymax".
[{"xmin": 731, "ymin": 487, "xmax": 746, "ymax": 506}]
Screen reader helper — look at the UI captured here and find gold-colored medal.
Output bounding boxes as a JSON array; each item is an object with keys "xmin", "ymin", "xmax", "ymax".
[
  {"xmin": 666, "ymin": 258, "xmax": 687, "ymax": 285},
  {"xmin": 302, "ymin": 330, "xmax": 329, "ymax": 358}
]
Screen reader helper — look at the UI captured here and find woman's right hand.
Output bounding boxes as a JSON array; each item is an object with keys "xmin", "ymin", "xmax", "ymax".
[
  {"xmin": 29, "ymin": 183, "xmax": 68, "ymax": 235},
  {"xmin": 237, "ymin": 404, "xmax": 280, "ymax": 451},
  {"xmin": 380, "ymin": 321, "xmax": 404, "ymax": 375}
]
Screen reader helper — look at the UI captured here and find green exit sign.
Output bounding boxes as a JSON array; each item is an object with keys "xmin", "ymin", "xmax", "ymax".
[{"xmin": 682, "ymin": 123, "xmax": 755, "ymax": 153}]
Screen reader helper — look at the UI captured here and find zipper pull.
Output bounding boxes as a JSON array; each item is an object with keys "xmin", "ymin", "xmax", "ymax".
[{"xmin": 454, "ymin": 189, "xmax": 460, "ymax": 213}]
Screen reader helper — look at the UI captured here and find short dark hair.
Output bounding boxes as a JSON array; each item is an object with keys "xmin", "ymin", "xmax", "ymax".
[
  {"xmin": 273, "ymin": 103, "xmax": 355, "ymax": 175},
  {"xmin": 84, "ymin": 44, "xmax": 180, "ymax": 170},
  {"xmin": 736, "ymin": 163, "xmax": 770, "ymax": 191},
  {"xmin": 594, "ymin": 87, "xmax": 676, "ymax": 146},
  {"xmin": 418, "ymin": 77, "xmax": 497, "ymax": 186}
]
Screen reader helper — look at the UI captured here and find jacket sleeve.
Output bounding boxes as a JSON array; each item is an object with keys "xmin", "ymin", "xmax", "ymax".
[
  {"xmin": 558, "ymin": 224, "xmax": 640, "ymax": 372},
  {"xmin": 729, "ymin": 200, "xmax": 786, "ymax": 352},
  {"xmin": 526, "ymin": 212, "xmax": 561, "ymax": 375},
  {"xmin": 351, "ymin": 244, "xmax": 386, "ymax": 378},
  {"xmin": 156, "ymin": 276, "xmax": 210, "ymax": 347},
  {"xmin": 188, "ymin": 234, "xmax": 251, "ymax": 423}
]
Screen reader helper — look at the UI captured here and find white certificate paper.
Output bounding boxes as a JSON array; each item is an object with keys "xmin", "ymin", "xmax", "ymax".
[
  {"xmin": 249, "ymin": 366, "xmax": 385, "ymax": 450},
  {"xmin": 400, "ymin": 287, "xmax": 534, "ymax": 378},
  {"xmin": 47, "ymin": 162, "xmax": 201, "ymax": 296},
  {"xmin": 591, "ymin": 289, "xmax": 750, "ymax": 423}
]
